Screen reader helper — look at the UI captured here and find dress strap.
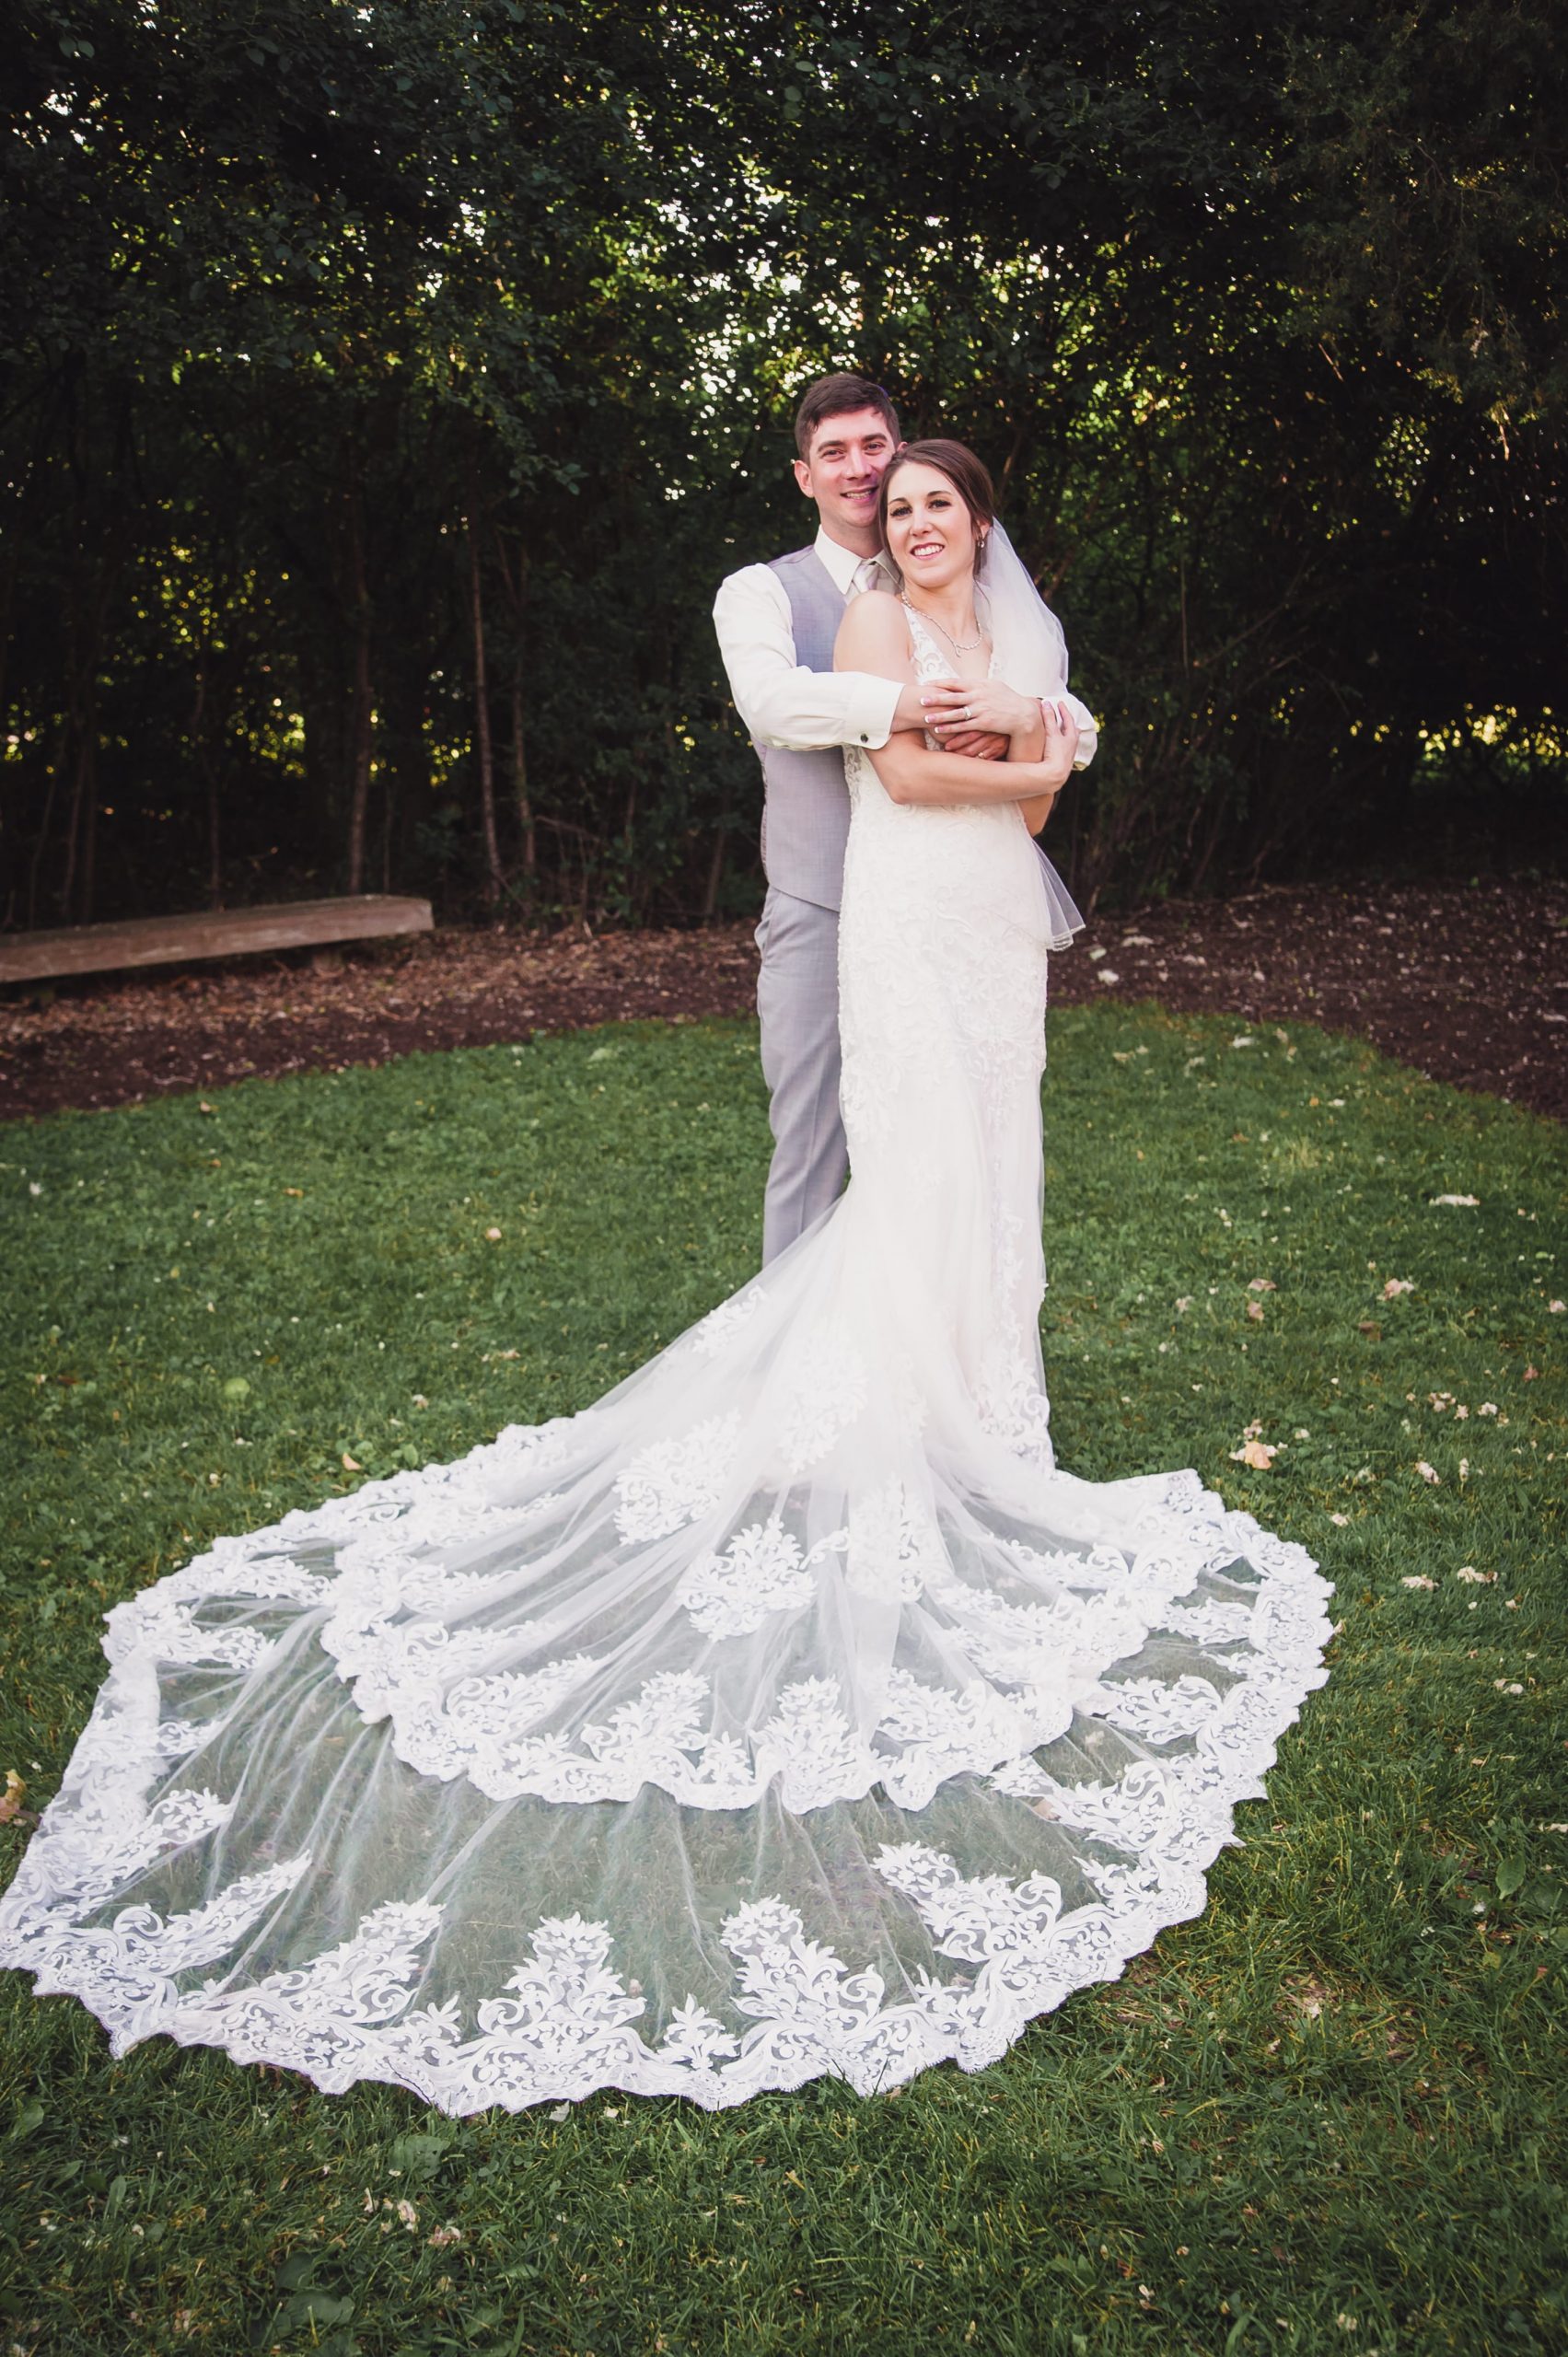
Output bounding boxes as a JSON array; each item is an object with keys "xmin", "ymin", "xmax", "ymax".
[{"xmin": 902, "ymin": 605, "xmax": 955, "ymax": 685}]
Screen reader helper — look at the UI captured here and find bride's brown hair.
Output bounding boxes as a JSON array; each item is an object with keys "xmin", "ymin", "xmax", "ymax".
[{"xmin": 877, "ymin": 439, "xmax": 997, "ymax": 590}]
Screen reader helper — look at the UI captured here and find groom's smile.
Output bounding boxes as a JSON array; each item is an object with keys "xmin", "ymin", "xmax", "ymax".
[{"xmin": 792, "ymin": 404, "xmax": 900, "ymax": 554}]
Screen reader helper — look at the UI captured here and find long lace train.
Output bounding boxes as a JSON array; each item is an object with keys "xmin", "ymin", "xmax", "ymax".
[
  {"xmin": 0, "ymin": 608, "xmax": 1331, "ymax": 2109},
  {"xmin": 0, "ymin": 1345, "xmax": 1330, "ymax": 2107}
]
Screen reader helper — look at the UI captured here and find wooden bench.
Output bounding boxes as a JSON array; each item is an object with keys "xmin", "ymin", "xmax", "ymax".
[{"xmin": 0, "ymin": 895, "xmax": 435, "ymax": 985}]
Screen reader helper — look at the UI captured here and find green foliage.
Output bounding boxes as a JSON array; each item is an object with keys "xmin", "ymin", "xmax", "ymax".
[
  {"xmin": 1, "ymin": 1, "xmax": 1565, "ymax": 912},
  {"xmin": 1, "ymin": 1010, "xmax": 1565, "ymax": 2351}
]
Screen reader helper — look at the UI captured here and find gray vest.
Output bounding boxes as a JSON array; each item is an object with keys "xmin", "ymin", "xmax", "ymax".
[{"xmin": 755, "ymin": 547, "xmax": 854, "ymax": 913}]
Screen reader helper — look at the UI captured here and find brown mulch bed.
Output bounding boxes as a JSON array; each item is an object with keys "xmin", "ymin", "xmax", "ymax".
[{"xmin": 3, "ymin": 879, "xmax": 1564, "ymax": 1125}]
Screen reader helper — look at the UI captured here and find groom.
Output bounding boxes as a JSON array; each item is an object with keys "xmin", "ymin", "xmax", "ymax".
[{"xmin": 713, "ymin": 372, "xmax": 1086, "ymax": 1266}]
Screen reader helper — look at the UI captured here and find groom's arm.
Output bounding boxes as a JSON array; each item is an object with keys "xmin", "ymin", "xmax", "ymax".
[
  {"xmin": 714, "ymin": 563, "xmax": 926, "ymax": 751},
  {"xmin": 1057, "ymin": 693, "xmax": 1099, "ymax": 771}
]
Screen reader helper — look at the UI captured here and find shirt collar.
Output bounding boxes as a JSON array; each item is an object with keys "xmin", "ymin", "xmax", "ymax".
[{"xmin": 813, "ymin": 526, "xmax": 886, "ymax": 597}]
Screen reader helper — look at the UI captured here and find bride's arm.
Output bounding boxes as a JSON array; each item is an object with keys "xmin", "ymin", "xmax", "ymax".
[
  {"xmin": 1005, "ymin": 703, "xmax": 1059, "ymax": 837},
  {"xmin": 834, "ymin": 593, "xmax": 1077, "ymax": 809}
]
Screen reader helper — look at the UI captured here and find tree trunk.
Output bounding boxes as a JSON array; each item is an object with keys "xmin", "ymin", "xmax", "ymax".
[
  {"xmin": 494, "ymin": 526, "xmax": 533, "ymax": 907},
  {"xmin": 192, "ymin": 657, "xmax": 223, "ymax": 910},
  {"xmin": 510, "ymin": 652, "xmax": 536, "ymax": 889},
  {"xmin": 467, "ymin": 493, "xmax": 503, "ymax": 909},
  {"xmin": 54, "ymin": 717, "xmax": 98, "ymax": 925},
  {"xmin": 59, "ymin": 709, "xmax": 87, "ymax": 923},
  {"xmin": 344, "ymin": 489, "xmax": 374, "ymax": 898},
  {"xmin": 379, "ymin": 645, "xmax": 430, "ymax": 896},
  {"xmin": 206, "ymin": 770, "xmax": 223, "ymax": 909},
  {"xmin": 26, "ymin": 732, "xmax": 62, "ymax": 931},
  {"xmin": 0, "ymin": 538, "xmax": 16, "ymax": 772},
  {"xmin": 75, "ymin": 725, "xmax": 98, "ymax": 923},
  {"xmin": 57, "ymin": 565, "xmax": 107, "ymax": 923},
  {"xmin": 701, "ymin": 821, "xmax": 727, "ymax": 923}
]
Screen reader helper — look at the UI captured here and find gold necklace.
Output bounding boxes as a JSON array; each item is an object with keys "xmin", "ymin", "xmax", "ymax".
[{"xmin": 900, "ymin": 592, "xmax": 984, "ymax": 654}]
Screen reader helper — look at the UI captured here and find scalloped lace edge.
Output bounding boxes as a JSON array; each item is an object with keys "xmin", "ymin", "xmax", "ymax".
[{"xmin": 0, "ymin": 1513, "xmax": 1332, "ymax": 2113}]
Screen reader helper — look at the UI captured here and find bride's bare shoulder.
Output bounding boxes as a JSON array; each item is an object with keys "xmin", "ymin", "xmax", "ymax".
[{"xmin": 834, "ymin": 586, "xmax": 907, "ymax": 666}]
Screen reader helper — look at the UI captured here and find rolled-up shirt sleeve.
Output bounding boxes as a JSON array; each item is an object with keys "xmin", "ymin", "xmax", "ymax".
[
  {"xmin": 713, "ymin": 563, "xmax": 900, "ymax": 752},
  {"xmin": 1060, "ymin": 691, "xmax": 1098, "ymax": 772}
]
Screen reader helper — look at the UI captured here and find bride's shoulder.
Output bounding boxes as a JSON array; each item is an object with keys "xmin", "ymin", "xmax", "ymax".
[{"xmin": 835, "ymin": 585, "xmax": 906, "ymax": 657}]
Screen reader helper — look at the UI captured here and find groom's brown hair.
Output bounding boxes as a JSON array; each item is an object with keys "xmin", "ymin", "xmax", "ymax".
[{"xmin": 794, "ymin": 373, "xmax": 900, "ymax": 459}]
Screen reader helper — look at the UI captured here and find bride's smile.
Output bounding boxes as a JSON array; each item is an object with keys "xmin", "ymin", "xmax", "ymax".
[{"xmin": 885, "ymin": 462, "xmax": 978, "ymax": 597}]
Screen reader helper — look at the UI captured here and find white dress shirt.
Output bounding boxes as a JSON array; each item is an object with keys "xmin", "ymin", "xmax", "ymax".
[
  {"xmin": 714, "ymin": 521, "xmax": 1098, "ymax": 769},
  {"xmin": 713, "ymin": 527, "xmax": 900, "ymax": 752}
]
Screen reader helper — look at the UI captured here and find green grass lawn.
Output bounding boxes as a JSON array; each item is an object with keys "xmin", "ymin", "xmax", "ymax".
[{"xmin": 2, "ymin": 1004, "xmax": 1563, "ymax": 2357}]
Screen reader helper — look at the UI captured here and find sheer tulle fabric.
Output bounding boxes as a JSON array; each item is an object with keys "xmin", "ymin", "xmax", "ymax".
[{"xmin": 0, "ymin": 617, "xmax": 1330, "ymax": 2111}]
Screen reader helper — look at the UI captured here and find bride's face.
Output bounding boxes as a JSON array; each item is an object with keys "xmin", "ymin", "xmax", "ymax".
[{"xmin": 884, "ymin": 462, "xmax": 978, "ymax": 591}]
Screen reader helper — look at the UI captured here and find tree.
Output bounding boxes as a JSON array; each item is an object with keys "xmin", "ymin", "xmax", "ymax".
[{"xmin": 2, "ymin": 0, "xmax": 1562, "ymax": 930}]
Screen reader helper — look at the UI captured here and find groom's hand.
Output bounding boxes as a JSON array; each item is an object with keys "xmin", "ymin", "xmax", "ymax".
[{"xmin": 940, "ymin": 727, "xmax": 1010, "ymax": 761}]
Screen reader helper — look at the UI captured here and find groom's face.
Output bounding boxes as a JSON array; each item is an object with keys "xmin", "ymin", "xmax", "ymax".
[{"xmin": 793, "ymin": 407, "xmax": 899, "ymax": 540}]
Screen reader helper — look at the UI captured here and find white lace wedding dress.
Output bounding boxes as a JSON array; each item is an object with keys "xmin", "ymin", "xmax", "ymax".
[{"xmin": 0, "ymin": 614, "xmax": 1331, "ymax": 2111}]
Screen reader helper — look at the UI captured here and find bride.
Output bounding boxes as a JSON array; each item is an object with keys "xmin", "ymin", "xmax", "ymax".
[{"xmin": 0, "ymin": 444, "xmax": 1331, "ymax": 2113}]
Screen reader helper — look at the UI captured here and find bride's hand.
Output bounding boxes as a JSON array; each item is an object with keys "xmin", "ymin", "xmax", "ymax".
[{"xmin": 922, "ymin": 678, "xmax": 1040, "ymax": 742}]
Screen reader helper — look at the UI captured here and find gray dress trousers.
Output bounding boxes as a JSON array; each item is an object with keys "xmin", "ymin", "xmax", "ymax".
[{"xmin": 750, "ymin": 550, "xmax": 862, "ymax": 1265}]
